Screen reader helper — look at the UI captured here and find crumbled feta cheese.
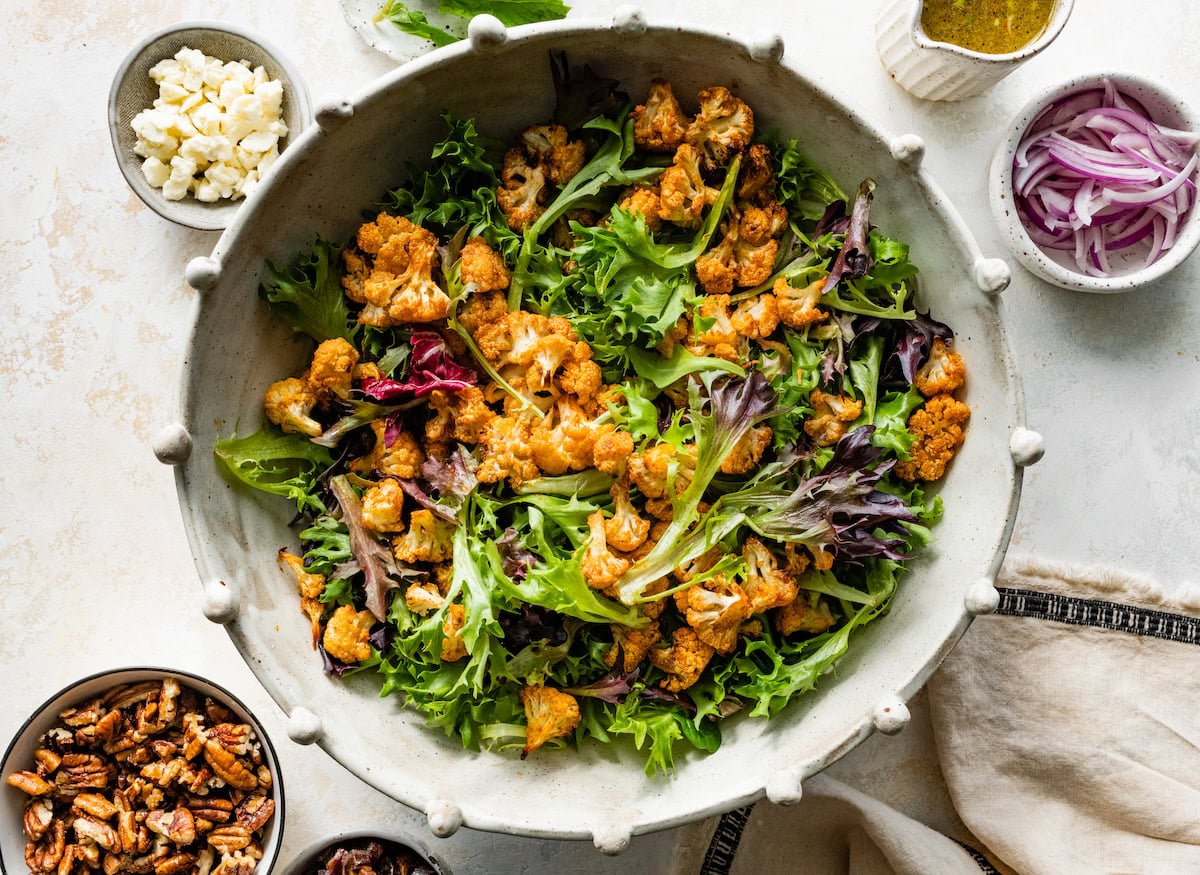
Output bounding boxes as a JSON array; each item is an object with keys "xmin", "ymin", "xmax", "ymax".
[{"xmin": 129, "ymin": 46, "xmax": 289, "ymax": 204}]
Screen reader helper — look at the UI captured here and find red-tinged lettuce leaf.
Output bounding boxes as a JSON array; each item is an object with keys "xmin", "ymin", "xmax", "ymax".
[
  {"xmin": 821, "ymin": 179, "xmax": 876, "ymax": 294},
  {"xmin": 498, "ymin": 604, "xmax": 567, "ymax": 650},
  {"xmin": 329, "ymin": 475, "xmax": 416, "ymax": 621},
  {"xmin": 496, "ymin": 527, "xmax": 538, "ymax": 581},
  {"xmin": 362, "ymin": 331, "xmax": 477, "ymax": 401},
  {"xmin": 894, "ymin": 310, "xmax": 955, "ymax": 384},
  {"xmin": 565, "ymin": 667, "xmax": 640, "ymax": 704}
]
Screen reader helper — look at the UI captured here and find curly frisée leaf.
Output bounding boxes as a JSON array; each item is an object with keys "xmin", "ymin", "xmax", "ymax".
[
  {"xmin": 260, "ymin": 239, "xmax": 358, "ymax": 345},
  {"xmin": 214, "ymin": 426, "xmax": 333, "ymax": 514}
]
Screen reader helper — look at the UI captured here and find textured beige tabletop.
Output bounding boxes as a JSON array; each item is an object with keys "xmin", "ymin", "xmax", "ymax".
[{"xmin": 2, "ymin": 0, "xmax": 1197, "ymax": 872}]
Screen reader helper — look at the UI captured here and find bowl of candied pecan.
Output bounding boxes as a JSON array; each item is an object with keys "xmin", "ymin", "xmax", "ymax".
[{"xmin": 1, "ymin": 669, "xmax": 283, "ymax": 875}]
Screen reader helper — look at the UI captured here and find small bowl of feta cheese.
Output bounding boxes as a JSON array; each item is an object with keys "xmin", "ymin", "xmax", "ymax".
[{"xmin": 109, "ymin": 21, "xmax": 312, "ymax": 230}]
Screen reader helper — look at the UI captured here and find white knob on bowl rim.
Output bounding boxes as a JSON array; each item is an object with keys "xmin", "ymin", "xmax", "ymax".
[
  {"xmin": 889, "ymin": 133, "xmax": 926, "ymax": 167},
  {"xmin": 764, "ymin": 767, "xmax": 804, "ymax": 805},
  {"xmin": 425, "ymin": 800, "xmax": 464, "ymax": 837},
  {"xmin": 965, "ymin": 577, "xmax": 1001, "ymax": 616},
  {"xmin": 152, "ymin": 423, "xmax": 192, "ymax": 466},
  {"xmin": 593, "ymin": 824, "xmax": 632, "ymax": 855},
  {"xmin": 611, "ymin": 5, "xmax": 647, "ymax": 34},
  {"xmin": 871, "ymin": 697, "xmax": 911, "ymax": 735},
  {"xmin": 467, "ymin": 15, "xmax": 508, "ymax": 51},
  {"xmin": 315, "ymin": 98, "xmax": 354, "ymax": 131},
  {"xmin": 201, "ymin": 580, "xmax": 239, "ymax": 624},
  {"xmin": 1009, "ymin": 427, "xmax": 1046, "ymax": 467},
  {"xmin": 185, "ymin": 256, "xmax": 221, "ymax": 292},
  {"xmin": 748, "ymin": 33, "xmax": 786, "ymax": 64},
  {"xmin": 973, "ymin": 257, "xmax": 1012, "ymax": 294},
  {"xmin": 286, "ymin": 707, "xmax": 324, "ymax": 745}
]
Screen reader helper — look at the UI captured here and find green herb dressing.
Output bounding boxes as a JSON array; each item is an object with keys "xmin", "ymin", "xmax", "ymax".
[{"xmin": 920, "ymin": 0, "xmax": 1054, "ymax": 55}]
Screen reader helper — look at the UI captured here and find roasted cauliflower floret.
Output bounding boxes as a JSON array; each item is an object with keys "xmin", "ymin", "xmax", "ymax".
[
  {"xmin": 458, "ymin": 290, "xmax": 509, "ymax": 337},
  {"xmin": 360, "ymin": 478, "xmax": 406, "ymax": 533},
  {"xmin": 804, "ymin": 389, "xmax": 863, "ymax": 447},
  {"xmin": 459, "ymin": 237, "xmax": 511, "ymax": 292},
  {"xmin": 558, "ymin": 357, "xmax": 603, "ymax": 402},
  {"xmin": 351, "ymin": 420, "xmax": 425, "ymax": 479},
  {"xmin": 737, "ymin": 142, "xmax": 775, "ymax": 203},
  {"xmin": 426, "ymin": 386, "xmax": 495, "ymax": 445},
  {"xmin": 520, "ymin": 686, "xmax": 581, "ymax": 757},
  {"xmin": 694, "ymin": 223, "xmax": 737, "ymax": 295},
  {"xmin": 520, "ymin": 124, "xmax": 586, "ymax": 185},
  {"xmin": 679, "ymin": 575, "xmax": 753, "ymax": 654},
  {"xmin": 649, "ymin": 627, "xmax": 715, "ymax": 692},
  {"xmin": 582, "ymin": 510, "xmax": 631, "ymax": 589},
  {"xmin": 740, "ymin": 537, "xmax": 798, "ymax": 612},
  {"xmin": 730, "ymin": 293, "xmax": 780, "ymax": 340},
  {"xmin": 914, "ymin": 338, "xmax": 966, "ymax": 397},
  {"xmin": 774, "ymin": 593, "xmax": 836, "ymax": 636},
  {"xmin": 618, "ymin": 185, "xmax": 664, "ymax": 233},
  {"xmin": 307, "ymin": 338, "xmax": 359, "ymax": 401},
  {"xmin": 656, "ymin": 315, "xmax": 690, "ymax": 358},
  {"xmin": 342, "ymin": 214, "xmax": 449, "ymax": 327},
  {"xmin": 720, "ymin": 424, "xmax": 772, "ymax": 475},
  {"xmin": 593, "ymin": 430, "xmax": 635, "ymax": 475},
  {"xmin": 441, "ymin": 603, "xmax": 468, "ymax": 662},
  {"xmin": 685, "ymin": 86, "xmax": 754, "ymax": 171},
  {"xmin": 392, "ymin": 509, "xmax": 454, "ymax": 564},
  {"xmin": 628, "ymin": 442, "xmax": 695, "ymax": 500},
  {"xmin": 774, "ymin": 276, "xmax": 829, "ymax": 329},
  {"xmin": 895, "ymin": 394, "xmax": 970, "ymax": 482},
  {"xmin": 632, "ymin": 78, "xmax": 689, "ymax": 152},
  {"xmin": 263, "ymin": 377, "xmax": 321, "ymax": 437},
  {"xmin": 603, "ymin": 621, "xmax": 662, "ymax": 673},
  {"xmin": 686, "ymin": 294, "xmax": 740, "ymax": 362},
  {"xmin": 604, "ymin": 481, "xmax": 651, "ymax": 553},
  {"xmin": 497, "ymin": 147, "xmax": 550, "ymax": 232},
  {"xmin": 323, "ymin": 606, "xmax": 374, "ymax": 664},
  {"xmin": 475, "ymin": 310, "xmax": 574, "ymax": 368},
  {"xmin": 658, "ymin": 144, "xmax": 718, "ymax": 228},
  {"xmin": 278, "ymin": 550, "xmax": 324, "ymax": 647},
  {"xmin": 530, "ymin": 396, "xmax": 607, "ymax": 476},
  {"xmin": 477, "ymin": 412, "xmax": 540, "ymax": 486},
  {"xmin": 738, "ymin": 200, "xmax": 788, "ymax": 246},
  {"xmin": 405, "ymin": 582, "xmax": 445, "ymax": 616}
]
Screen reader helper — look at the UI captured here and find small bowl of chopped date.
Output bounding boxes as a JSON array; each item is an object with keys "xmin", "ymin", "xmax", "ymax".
[
  {"xmin": 109, "ymin": 21, "xmax": 312, "ymax": 231},
  {"xmin": 282, "ymin": 831, "xmax": 448, "ymax": 875},
  {"xmin": 1, "ymin": 668, "xmax": 284, "ymax": 875},
  {"xmin": 990, "ymin": 72, "xmax": 1200, "ymax": 292}
]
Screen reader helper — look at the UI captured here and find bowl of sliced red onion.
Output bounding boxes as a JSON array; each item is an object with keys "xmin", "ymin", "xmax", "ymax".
[{"xmin": 991, "ymin": 72, "xmax": 1199, "ymax": 291}]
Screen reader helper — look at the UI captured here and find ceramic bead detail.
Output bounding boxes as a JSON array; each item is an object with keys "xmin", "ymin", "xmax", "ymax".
[
  {"xmin": 201, "ymin": 579, "xmax": 239, "ymax": 624},
  {"xmin": 1009, "ymin": 427, "xmax": 1046, "ymax": 467},
  {"xmin": 316, "ymin": 98, "xmax": 355, "ymax": 130},
  {"xmin": 973, "ymin": 257, "xmax": 1011, "ymax": 294},
  {"xmin": 611, "ymin": 5, "xmax": 647, "ymax": 34},
  {"xmin": 872, "ymin": 697, "xmax": 911, "ymax": 735},
  {"xmin": 425, "ymin": 800, "xmax": 464, "ymax": 837},
  {"xmin": 964, "ymin": 577, "xmax": 1001, "ymax": 615},
  {"xmin": 287, "ymin": 707, "xmax": 324, "ymax": 744},
  {"xmin": 765, "ymin": 768, "xmax": 805, "ymax": 805},
  {"xmin": 593, "ymin": 825, "xmax": 632, "ymax": 856},
  {"xmin": 748, "ymin": 33, "xmax": 786, "ymax": 64},
  {"xmin": 467, "ymin": 15, "xmax": 508, "ymax": 51},
  {"xmin": 889, "ymin": 133, "xmax": 925, "ymax": 166},
  {"xmin": 185, "ymin": 255, "xmax": 222, "ymax": 291},
  {"xmin": 152, "ymin": 422, "xmax": 193, "ymax": 465}
]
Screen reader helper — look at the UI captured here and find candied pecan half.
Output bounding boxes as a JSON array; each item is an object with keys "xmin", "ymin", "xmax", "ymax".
[
  {"xmin": 33, "ymin": 748, "xmax": 62, "ymax": 774},
  {"xmin": 24, "ymin": 797, "xmax": 54, "ymax": 842},
  {"xmin": 25, "ymin": 819, "xmax": 65, "ymax": 872},
  {"xmin": 206, "ymin": 825, "xmax": 252, "ymax": 855},
  {"xmin": 55, "ymin": 754, "xmax": 112, "ymax": 795},
  {"xmin": 73, "ymin": 815, "xmax": 120, "ymax": 851},
  {"xmin": 73, "ymin": 793, "xmax": 119, "ymax": 820},
  {"xmin": 146, "ymin": 807, "xmax": 197, "ymax": 846},
  {"xmin": 7, "ymin": 770, "xmax": 54, "ymax": 796},
  {"xmin": 234, "ymin": 795, "xmax": 275, "ymax": 833},
  {"xmin": 202, "ymin": 740, "xmax": 257, "ymax": 791}
]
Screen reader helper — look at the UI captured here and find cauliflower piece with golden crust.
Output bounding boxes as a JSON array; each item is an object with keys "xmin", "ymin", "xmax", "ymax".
[
  {"xmin": 914, "ymin": 338, "xmax": 966, "ymax": 397},
  {"xmin": 307, "ymin": 338, "xmax": 359, "ymax": 401},
  {"xmin": 559, "ymin": 357, "xmax": 603, "ymax": 403},
  {"xmin": 737, "ymin": 142, "xmax": 776, "ymax": 203},
  {"xmin": 618, "ymin": 185, "xmax": 663, "ymax": 233},
  {"xmin": 458, "ymin": 291, "xmax": 509, "ymax": 338},
  {"xmin": 459, "ymin": 237, "xmax": 511, "ymax": 292},
  {"xmin": 520, "ymin": 686, "xmax": 581, "ymax": 757},
  {"xmin": 774, "ymin": 276, "xmax": 829, "ymax": 329},
  {"xmin": 342, "ymin": 214, "xmax": 449, "ymax": 327},
  {"xmin": 497, "ymin": 147, "xmax": 549, "ymax": 232},
  {"xmin": 264, "ymin": 377, "xmax": 321, "ymax": 437},
  {"xmin": 895, "ymin": 394, "xmax": 970, "ymax": 482},
  {"xmin": 530, "ymin": 396, "xmax": 607, "ymax": 476},
  {"xmin": 740, "ymin": 537, "xmax": 798, "ymax": 612},
  {"xmin": 582, "ymin": 510, "xmax": 631, "ymax": 589},
  {"xmin": 685, "ymin": 86, "xmax": 755, "ymax": 171},
  {"xmin": 687, "ymin": 294, "xmax": 740, "ymax": 362},
  {"xmin": 695, "ymin": 223, "xmax": 737, "ymax": 295},
  {"xmin": 656, "ymin": 315, "xmax": 690, "ymax": 358},
  {"xmin": 604, "ymin": 480, "xmax": 651, "ymax": 553},
  {"xmin": 520, "ymin": 124, "xmax": 586, "ymax": 185},
  {"xmin": 632, "ymin": 79, "xmax": 689, "ymax": 153},
  {"xmin": 593, "ymin": 430, "xmax": 635, "ymax": 475},
  {"xmin": 475, "ymin": 310, "xmax": 574, "ymax": 369},
  {"xmin": 360, "ymin": 478, "xmax": 406, "ymax": 534},
  {"xmin": 603, "ymin": 621, "xmax": 662, "ymax": 673},
  {"xmin": 426, "ymin": 386, "xmax": 495, "ymax": 445},
  {"xmin": 658, "ymin": 144, "xmax": 718, "ymax": 229},
  {"xmin": 323, "ymin": 606, "xmax": 374, "ymax": 664},
  {"xmin": 680, "ymin": 575, "xmax": 753, "ymax": 654},
  {"xmin": 477, "ymin": 412, "xmax": 540, "ymax": 486},
  {"xmin": 774, "ymin": 594, "xmax": 835, "ymax": 636},
  {"xmin": 784, "ymin": 542, "xmax": 812, "ymax": 577},
  {"xmin": 440, "ymin": 603, "xmax": 468, "ymax": 662},
  {"xmin": 720, "ymin": 424, "xmax": 772, "ymax": 475},
  {"xmin": 649, "ymin": 627, "xmax": 715, "ymax": 692},
  {"xmin": 628, "ymin": 443, "xmax": 695, "ymax": 500},
  {"xmin": 730, "ymin": 293, "xmax": 780, "ymax": 341},
  {"xmin": 278, "ymin": 551, "xmax": 324, "ymax": 648},
  {"xmin": 351, "ymin": 420, "xmax": 425, "ymax": 479},
  {"xmin": 804, "ymin": 389, "xmax": 863, "ymax": 447},
  {"xmin": 405, "ymin": 582, "xmax": 444, "ymax": 616},
  {"xmin": 392, "ymin": 509, "xmax": 454, "ymax": 564}
]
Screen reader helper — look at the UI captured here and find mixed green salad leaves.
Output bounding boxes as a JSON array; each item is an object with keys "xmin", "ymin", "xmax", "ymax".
[{"xmin": 216, "ymin": 68, "xmax": 967, "ymax": 774}]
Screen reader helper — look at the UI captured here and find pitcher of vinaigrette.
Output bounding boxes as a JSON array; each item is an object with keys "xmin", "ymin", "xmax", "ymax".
[{"xmin": 877, "ymin": 0, "xmax": 1074, "ymax": 101}]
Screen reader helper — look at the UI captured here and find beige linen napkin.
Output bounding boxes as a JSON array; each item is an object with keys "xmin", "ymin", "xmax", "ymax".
[{"xmin": 673, "ymin": 557, "xmax": 1200, "ymax": 874}]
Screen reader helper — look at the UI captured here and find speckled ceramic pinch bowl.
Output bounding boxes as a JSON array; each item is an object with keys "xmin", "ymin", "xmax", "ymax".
[{"xmin": 159, "ymin": 10, "xmax": 1039, "ymax": 852}]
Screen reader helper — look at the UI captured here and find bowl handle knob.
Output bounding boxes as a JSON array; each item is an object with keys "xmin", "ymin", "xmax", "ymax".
[
  {"xmin": 890, "ymin": 133, "xmax": 925, "ymax": 166},
  {"xmin": 316, "ymin": 98, "xmax": 355, "ymax": 131},
  {"xmin": 871, "ymin": 697, "xmax": 911, "ymax": 735},
  {"xmin": 747, "ymin": 33, "xmax": 786, "ymax": 64},
  {"xmin": 186, "ymin": 256, "xmax": 221, "ymax": 292},
  {"xmin": 1009, "ymin": 427, "xmax": 1045, "ymax": 467},
  {"xmin": 153, "ymin": 423, "xmax": 193, "ymax": 466},
  {"xmin": 593, "ymin": 825, "xmax": 632, "ymax": 855},
  {"xmin": 974, "ymin": 257, "xmax": 1012, "ymax": 294},
  {"xmin": 201, "ymin": 580, "xmax": 239, "ymax": 624},
  {"xmin": 611, "ymin": 5, "xmax": 646, "ymax": 34},
  {"xmin": 425, "ymin": 800, "xmax": 464, "ymax": 837},
  {"xmin": 965, "ymin": 577, "xmax": 1001, "ymax": 615},
  {"xmin": 287, "ymin": 707, "xmax": 324, "ymax": 744},
  {"xmin": 467, "ymin": 15, "xmax": 508, "ymax": 51},
  {"xmin": 765, "ymin": 767, "xmax": 804, "ymax": 805}
]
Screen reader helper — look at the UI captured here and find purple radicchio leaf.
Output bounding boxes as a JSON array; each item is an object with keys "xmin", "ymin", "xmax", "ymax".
[
  {"xmin": 640, "ymin": 686, "xmax": 698, "ymax": 712},
  {"xmin": 821, "ymin": 179, "xmax": 876, "ymax": 294},
  {"xmin": 893, "ymin": 310, "xmax": 955, "ymax": 384},
  {"xmin": 368, "ymin": 623, "xmax": 393, "ymax": 653},
  {"xmin": 499, "ymin": 604, "xmax": 567, "ymax": 651},
  {"xmin": 813, "ymin": 199, "xmax": 848, "ymax": 238},
  {"xmin": 329, "ymin": 475, "xmax": 412, "ymax": 622},
  {"xmin": 361, "ymin": 331, "xmax": 477, "ymax": 402},
  {"xmin": 317, "ymin": 639, "xmax": 356, "ymax": 677},
  {"xmin": 382, "ymin": 410, "xmax": 406, "ymax": 448},
  {"xmin": 422, "ymin": 445, "xmax": 478, "ymax": 499},
  {"xmin": 496, "ymin": 527, "xmax": 539, "ymax": 581},
  {"xmin": 397, "ymin": 479, "xmax": 457, "ymax": 524},
  {"xmin": 564, "ymin": 667, "xmax": 641, "ymax": 705}
]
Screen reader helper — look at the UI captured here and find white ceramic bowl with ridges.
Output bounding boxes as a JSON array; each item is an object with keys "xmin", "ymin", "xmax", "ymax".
[{"xmin": 164, "ymin": 11, "xmax": 1032, "ymax": 850}]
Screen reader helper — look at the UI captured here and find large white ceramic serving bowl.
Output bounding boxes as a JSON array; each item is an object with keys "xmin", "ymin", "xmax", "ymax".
[{"xmin": 165, "ymin": 11, "xmax": 1036, "ymax": 851}]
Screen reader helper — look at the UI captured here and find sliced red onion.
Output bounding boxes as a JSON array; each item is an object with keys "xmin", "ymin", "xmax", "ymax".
[{"xmin": 1013, "ymin": 79, "xmax": 1198, "ymax": 276}]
